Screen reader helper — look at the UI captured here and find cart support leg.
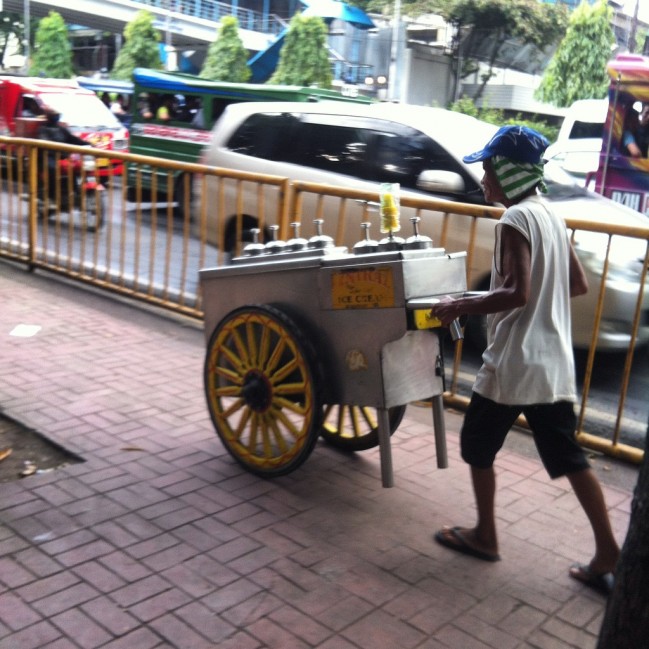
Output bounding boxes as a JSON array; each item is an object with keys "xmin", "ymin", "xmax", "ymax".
[
  {"xmin": 377, "ymin": 407, "xmax": 394, "ymax": 488},
  {"xmin": 431, "ymin": 395, "xmax": 448, "ymax": 469}
]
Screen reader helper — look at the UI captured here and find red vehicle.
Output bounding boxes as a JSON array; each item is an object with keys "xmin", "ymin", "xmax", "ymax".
[{"xmin": 0, "ymin": 75, "xmax": 129, "ymax": 176}]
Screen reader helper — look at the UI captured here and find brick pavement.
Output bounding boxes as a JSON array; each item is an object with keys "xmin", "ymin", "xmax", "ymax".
[{"xmin": 0, "ymin": 261, "xmax": 635, "ymax": 649}]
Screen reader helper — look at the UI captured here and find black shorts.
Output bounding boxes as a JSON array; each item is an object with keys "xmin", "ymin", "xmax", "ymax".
[{"xmin": 460, "ymin": 392, "xmax": 590, "ymax": 479}]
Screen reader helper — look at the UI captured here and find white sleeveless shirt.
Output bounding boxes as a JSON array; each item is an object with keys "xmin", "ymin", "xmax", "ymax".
[{"xmin": 473, "ymin": 195, "xmax": 577, "ymax": 405}]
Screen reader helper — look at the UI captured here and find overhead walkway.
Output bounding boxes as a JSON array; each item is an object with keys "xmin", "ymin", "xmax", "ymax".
[
  {"xmin": 5, "ymin": 0, "xmax": 375, "ymax": 91},
  {"xmin": 248, "ymin": 0, "xmax": 375, "ymax": 83},
  {"xmin": 2, "ymin": 0, "xmax": 283, "ymax": 51}
]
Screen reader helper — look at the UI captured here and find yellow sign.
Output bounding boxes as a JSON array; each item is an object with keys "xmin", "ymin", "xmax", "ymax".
[
  {"xmin": 331, "ymin": 266, "xmax": 395, "ymax": 309},
  {"xmin": 413, "ymin": 309, "xmax": 442, "ymax": 329}
]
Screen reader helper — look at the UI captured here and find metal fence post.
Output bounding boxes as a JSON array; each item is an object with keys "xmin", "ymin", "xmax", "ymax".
[{"xmin": 26, "ymin": 144, "xmax": 39, "ymax": 272}]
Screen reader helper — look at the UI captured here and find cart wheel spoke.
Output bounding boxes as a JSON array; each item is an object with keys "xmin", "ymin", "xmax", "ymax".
[
  {"xmin": 320, "ymin": 404, "xmax": 406, "ymax": 452},
  {"xmin": 230, "ymin": 328, "xmax": 252, "ymax": 370},
  {"xmin": 204, "ymin": 305, "xmax": 322, "ymax": 476}
]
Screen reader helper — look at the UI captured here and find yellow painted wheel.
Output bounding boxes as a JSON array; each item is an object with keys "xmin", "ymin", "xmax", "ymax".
[
  {"xmin": 204, "ymin": 305, "xmax": 322, "ymax": 477},
  {"xmin": 320, "ymin": 405, "xmax": 406, "ymax": 452}
]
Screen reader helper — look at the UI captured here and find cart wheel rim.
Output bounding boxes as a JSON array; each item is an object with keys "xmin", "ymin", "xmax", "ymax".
[
  {"xmin": 204, "ymin": 306, "xmax": 321, "ymax": 474},
  {"xmin": 320, "ymin": 404, "xmax": 406, "ymax": 452}
]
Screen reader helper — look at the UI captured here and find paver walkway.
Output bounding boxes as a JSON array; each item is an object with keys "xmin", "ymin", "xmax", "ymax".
[{"xmin": 0, "ymin": 262, "xmax": 635, "ymax": 649}]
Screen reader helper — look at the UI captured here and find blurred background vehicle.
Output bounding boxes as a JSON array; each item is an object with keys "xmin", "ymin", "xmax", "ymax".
[
  {"xmin": 77, "ymin": 77, "xmax": 134, "ymax": 129},
  {"xmin": 593, "ymin": 54, "xmax": 649, "ymax": 215},
  {"xmin": 124, "ymin": 68, "xmax": 373, "ymax": 219},
  {"xmin": 0, "ymin": 75, "xmax": 129, "ymax": 177},
  {"xmin": 543, "ymin": 98, "xmax": 606, "ymax": 185},
  {"xmin": 196, "ymin": 100, "xmax": 649, "ymax": 352}
]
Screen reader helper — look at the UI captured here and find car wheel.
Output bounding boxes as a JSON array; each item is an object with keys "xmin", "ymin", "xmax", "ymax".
[
  {"xmin": 224, "ymin": 215, "xmax": 272, "ymax": 257},
  {"xmin": 173, "ymin": 172, "xmax": 193, "ymax": 221}
]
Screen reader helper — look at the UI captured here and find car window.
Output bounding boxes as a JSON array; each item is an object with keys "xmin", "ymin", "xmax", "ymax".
[
  {"xmin": 365, "ymin": 127, "xmax": 470, "ymax": 190},
  {"xmin": 225, "ymin": 110, "xmax": 481, "ymax": 199},
  {"xmin": 227, "ymin": 113, "xmax": 297, "ymax": 159},
  {"xmin": 43, "ymin": 93, "xmax": 122, "ymax": 129},
  {"xmin": 368, "ymin": 131, "xmax": 426, "ymax": 183},
  {"xmin": 19, "ymin": 95, "xmax": 42, "ymax": 118},
  {"xmin": 569, "ymin": 120, "xmax": 604, "ymax": 139},
  {"xmin": 291, "ymin": 121, "xmax": 367, "ymax": 174}
]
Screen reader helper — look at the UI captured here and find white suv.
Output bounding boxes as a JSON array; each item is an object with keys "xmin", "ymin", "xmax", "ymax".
[
  {"xmin": 544, "ymin": 99, "xmax": 607, "ymax": 183},
  {"xmin": 196, "ymin": 101, "xmax": 649, "ymax": 351}
]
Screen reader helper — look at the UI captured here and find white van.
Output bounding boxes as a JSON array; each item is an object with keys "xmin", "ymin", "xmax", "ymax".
[
  {"xmin": 544, "ymin": 99, "xmax": 607, "ymax": 182},
  {"xmin": 196, "ymin": 100, "xmax": 649, "ymax": 351}
]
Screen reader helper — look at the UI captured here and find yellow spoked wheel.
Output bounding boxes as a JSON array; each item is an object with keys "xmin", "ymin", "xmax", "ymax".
[
  {"xmin": 320, "ymin": 404, "xmax": 406, "ymax": 452},
  {"xmin": 204, "ymin": 305, "xmax": 322, "ymax": 477}
]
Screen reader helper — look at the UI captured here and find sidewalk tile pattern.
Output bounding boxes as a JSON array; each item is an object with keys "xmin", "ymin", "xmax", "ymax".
[{"xmin": 0, "ymin": 264, "xmax": 632, "ymax": 648}]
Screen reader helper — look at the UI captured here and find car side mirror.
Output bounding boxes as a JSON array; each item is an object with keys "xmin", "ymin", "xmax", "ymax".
[{"xmin": 417, "ymin": 170, "xmax": 465, "ymax": 194}]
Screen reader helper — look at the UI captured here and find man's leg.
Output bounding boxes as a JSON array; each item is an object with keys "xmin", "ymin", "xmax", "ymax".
[
  {"xmin": 471, "ymin": 465, "xmax": 499, "ymax": 553},
  {"xmin": 435, "ymin": 465, "xmax": 499, "ymax": 559},
  {"xmin": 461, "ymin": 395, "xmax": 516, "ymax": 554},
  {"xmin": 435, "ymin": 395, "xmax": 516, "ymax": 560},
  {"xmin": 525, "ymin": 403, "xmax": 619, "ymax": 577},
  {"xmin": 567, "ymin": 468, "xmax": 620, "ymax": 574}
]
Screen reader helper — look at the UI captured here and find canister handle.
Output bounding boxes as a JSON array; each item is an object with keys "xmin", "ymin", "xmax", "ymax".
[{"xmin": 405, "ymin": 298, "xmax": 463, "ymax": 341}]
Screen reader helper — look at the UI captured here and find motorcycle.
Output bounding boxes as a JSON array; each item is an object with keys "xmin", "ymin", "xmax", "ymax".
[{"xmin": 37, "ymin": 152, "xmax": 106, "ymax": 232}]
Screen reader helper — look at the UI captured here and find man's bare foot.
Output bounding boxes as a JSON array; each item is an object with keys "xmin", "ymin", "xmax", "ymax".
[
  {"xmin": 584, "ymin": 548, "xmax": 619, "ymax": 577},
  {"xmin": 569, "ymin": 563, "xmax": 614, "ymax": 596}
]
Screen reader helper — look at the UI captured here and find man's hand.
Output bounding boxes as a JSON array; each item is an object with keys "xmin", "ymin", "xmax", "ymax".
[{"xmin": 430, "ymin": 296, "xmax": 461, "ymax": 327}]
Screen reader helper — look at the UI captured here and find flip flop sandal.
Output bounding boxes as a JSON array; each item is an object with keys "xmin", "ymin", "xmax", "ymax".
[
  {"xmin": 569, "ymin": 563, "xmax": 614, "ymax": 596},
  {"xmin": 434, "ymin": 527, "xmax": 501, "ymax": 562}
]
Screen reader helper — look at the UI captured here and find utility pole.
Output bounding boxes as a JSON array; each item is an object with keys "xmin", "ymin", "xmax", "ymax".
[
  {"xmin": 23, "ymin": 0, "xmax": 30, "ymax": 73},
  {"xmin": 628, "ymin": 0, "xmax": 639, "ymax": 53},
  {"xmin": 165, "ymin": 0, "xmax": 176, "ymax": 71},
  {"xmin": 388, "ymin": 0, "xmax": 401, "ymax": 102}
]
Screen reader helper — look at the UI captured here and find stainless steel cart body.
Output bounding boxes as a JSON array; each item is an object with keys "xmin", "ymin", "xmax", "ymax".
[{"xmin": 200, "ymin": 246, "xmax": 467, "ymax": 486}]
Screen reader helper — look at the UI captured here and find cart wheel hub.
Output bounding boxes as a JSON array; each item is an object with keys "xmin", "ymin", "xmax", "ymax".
[{"xmin": 242, "ymin": 370, "xmax": 272, "ymax": 412}]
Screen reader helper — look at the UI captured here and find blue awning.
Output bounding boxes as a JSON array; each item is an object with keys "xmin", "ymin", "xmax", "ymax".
[
  {"xmin": 132, "ymin": 68, "xmax": 260, "ymax": 94},
  {"xmin": 247, "ymin": 2, "xmax": 375, "ymax": 84},
  {"xmin": 300, "ymin": 0, "xmax": 375, "ymax": 29},
  {"xmin": 77, "ymin": 77, "xmax": 134, "ymax": 95}
]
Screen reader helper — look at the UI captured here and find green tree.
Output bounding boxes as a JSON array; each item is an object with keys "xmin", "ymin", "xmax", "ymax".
[
  {"xmin": 450, "ymin": 96, "xmax": 558, "ymax": 143},
  {"xmin": 444, "ymin": 0, "xmax": 567, "ymax": 104},
  {"xmin": 270, "ymin": 13, "xmax": 332, "ymax": 88},
  {"xmin": 200, "ymin": 16, "xmax": 251, "ymax": 82},
  {"xmin": 635, "ymin": 28, "xmax": 648, "ymax": 54},
  {"xmin": 29, "ymin": 11, "xmax": 73, "ymax": 78},
  {"xmin": 536, "ymin": 0, "xmax": 614, "ymax": 107},
  {"xmin": 111, "ymin": 10, "xmax": 161, "ymax": 81}
]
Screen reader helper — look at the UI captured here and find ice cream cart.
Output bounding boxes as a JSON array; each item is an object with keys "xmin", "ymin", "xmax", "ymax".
[{"xmin": 200, "ymin": 219, "xmax": 467, "ymax": 487}]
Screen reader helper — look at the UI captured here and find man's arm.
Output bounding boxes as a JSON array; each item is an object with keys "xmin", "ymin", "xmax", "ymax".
[
  {"xmin": 431, "ymin": 224, "xmax": 530, "ymax": 326},
  {"xmin": 569, "ymin": 243, "xmax": 588, "ymax": 297}
]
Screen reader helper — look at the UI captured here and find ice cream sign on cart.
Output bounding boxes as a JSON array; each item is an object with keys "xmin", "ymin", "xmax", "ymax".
[
  {"xmin": 331, "ymin": 266, "xmax": 395, "ymax": 309},
  {"xmin": 330, "ymin": 182, "xmax": 405, "ymax": 309}
]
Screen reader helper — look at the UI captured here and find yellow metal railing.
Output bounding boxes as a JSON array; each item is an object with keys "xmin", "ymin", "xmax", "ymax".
[
  {"xmin": 0, "ymin": 137, "xmax": 290, "ymax": 317},
  {"xmin": 288, "ymin": 181, "xmax": 649, "ymax": 465},
  {"xmin": 1, "ymin": 136, "xmax": 647, "ymax": 463}
]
